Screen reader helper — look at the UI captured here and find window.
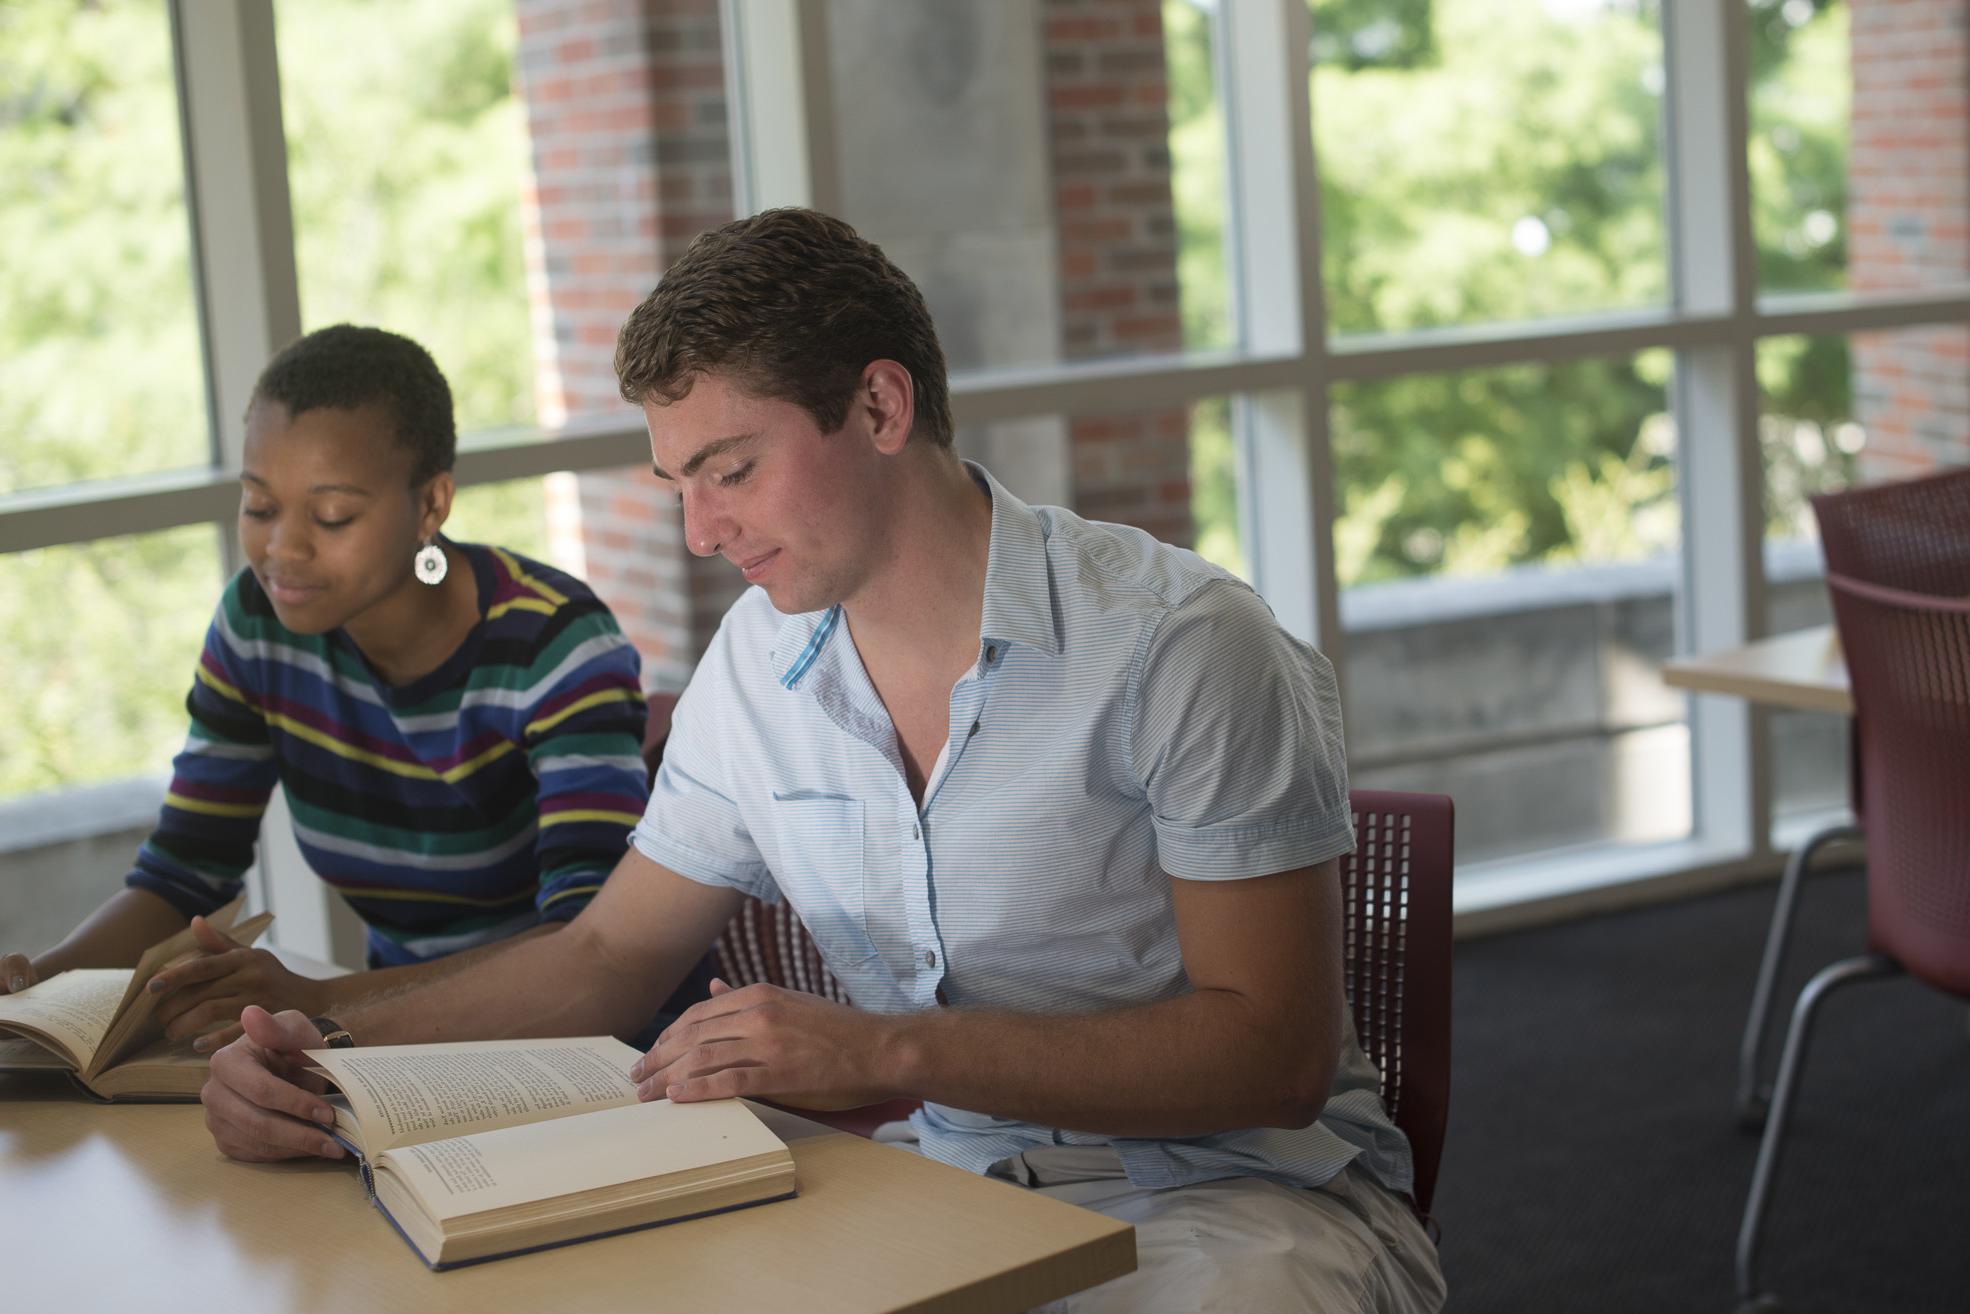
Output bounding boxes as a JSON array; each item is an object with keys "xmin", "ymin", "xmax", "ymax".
[
  {"xmin": 799, "ymin": 0, "xmax": 1234, "ymax": 373},
  {"xmin": 2, "ymin": 527, "xmax": 220, "ymax": 800},
  {"xmin": 0, "ymin": 0, "xmax": 208, "ymax": 495},
  {"xmin": 1758, "ymin": 323, "xmax": 1970, "ymax": 827},
  {"xmin": 11, "ymin": 0, "xmax": 1970, "ymax": 917},
  {"xmin": 1311, "ymin": 0, "xmax": 1669, "ymax": 336},
  {"xmin": 1334, "ymin": 352, "xmax": 1688, "ymax": 864}
]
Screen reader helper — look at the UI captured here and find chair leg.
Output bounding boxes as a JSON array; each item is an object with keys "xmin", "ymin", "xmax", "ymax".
[
  {"xmin": 1735, "ymin": 823, "xmax": 1863, "ymax": 1129},
  {"xmin": 1735, "ymin": 952, "xmax": 1900, "ymax": 1312}
]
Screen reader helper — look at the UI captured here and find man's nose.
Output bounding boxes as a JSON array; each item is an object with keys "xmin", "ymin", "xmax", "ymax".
[{"xmin": 681, "ymin": 490, "xmax": 727, "ymax": 558}]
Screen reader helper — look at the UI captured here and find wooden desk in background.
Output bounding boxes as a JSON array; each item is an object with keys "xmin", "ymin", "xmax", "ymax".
[
  {"xmin": 1661, "ymin": 624, "xmax": 1852, "ymax": 716},
  {"xmin": 0, "ymin": 1072, "xmax": 1133, "ymax": 1313}
]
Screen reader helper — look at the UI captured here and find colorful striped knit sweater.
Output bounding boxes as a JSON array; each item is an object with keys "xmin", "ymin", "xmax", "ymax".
[{"xmin": 126, "ymin": 542, "xmax": 650, "ymax": 968}]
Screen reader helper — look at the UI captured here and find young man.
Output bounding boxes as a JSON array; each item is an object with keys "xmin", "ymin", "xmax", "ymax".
[{"xmin": 201, "ymin": 210, "xmax": 1444, "ymax": 1311}]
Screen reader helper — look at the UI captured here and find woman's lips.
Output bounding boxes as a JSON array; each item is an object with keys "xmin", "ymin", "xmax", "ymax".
[{"xmin": 265, "ymin": 578, "xmax": 326, "ymax": 606}]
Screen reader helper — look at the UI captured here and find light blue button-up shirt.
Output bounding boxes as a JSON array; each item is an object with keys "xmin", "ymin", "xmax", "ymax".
[{"xmin": 632, "ymin": 464, "xmax": 1412, "ymax": 1194}]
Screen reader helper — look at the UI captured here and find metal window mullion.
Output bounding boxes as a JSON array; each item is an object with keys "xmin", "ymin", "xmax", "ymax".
[
  {"xmin": 1664, "ymin": 0, "xmax": 1768, "ymax": 859},
  {"xmin": 170, "ymin": 0, "xmax": 301, "ymax": 483},
  {"xmin": 721, "ymin": 0, "xmax": 842, "ymax": 216},
  {"xmin": 1221, "ymin": 0, "xmax": 1345, "ymax": 703},
  {"xmin": 170, "ymin": 0, "xmax": 368, "ymax": 967}
]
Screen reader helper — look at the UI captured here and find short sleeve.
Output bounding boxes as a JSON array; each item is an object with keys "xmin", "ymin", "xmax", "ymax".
[
  {"xmin": 1129, "ymin": 579, "xmax": 1353, "ymax": 880},
  {"xmin": 630, "ymin": 634, "xmax": 778, "ymax": 902}
]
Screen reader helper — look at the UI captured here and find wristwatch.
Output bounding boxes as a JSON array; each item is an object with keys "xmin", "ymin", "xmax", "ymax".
[{"xmin": 309, "ymin": 1016, "xmax": 356, "ymax": 1049}]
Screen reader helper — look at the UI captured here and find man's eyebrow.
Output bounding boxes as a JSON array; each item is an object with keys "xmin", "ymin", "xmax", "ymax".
[{"xmin": 650, "ymin": 433, "xmax": 756, "ymax": 482}]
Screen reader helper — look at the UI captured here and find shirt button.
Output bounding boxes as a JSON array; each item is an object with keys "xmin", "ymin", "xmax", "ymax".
[
  {"xmin": 912, "ymin": 822, "xmax": 921, "ymax": 840},
  {"xmin": 923, "ymin": 949, "xmax": 937, "ymax": 969}
]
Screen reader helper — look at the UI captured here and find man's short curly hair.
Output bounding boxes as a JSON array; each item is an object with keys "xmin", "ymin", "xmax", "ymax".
[
  {"xmin": 250, "ymin": 325, "xmax": 457, "ymax": 483},
  {"xmin": 615, "ymin": 208, "xmax": 954, "ymax": 447}
]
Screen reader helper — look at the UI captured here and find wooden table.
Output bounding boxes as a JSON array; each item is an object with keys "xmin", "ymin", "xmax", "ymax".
[
  {"xmin": 1661, "ymin": 624, "xmax": 1852, "ymax": 716},
  {"xmin": 0, "ymin": 1073, "xmax": 1133, "ymax": 1313}
]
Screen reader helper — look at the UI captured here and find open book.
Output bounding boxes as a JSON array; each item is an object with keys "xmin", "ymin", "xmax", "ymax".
[
  {"xmin": 305, "ymin": 1035, "xmax": 797, "ymax": 1269},
  {"xmin": 0, "ymin": 896, "xmax": 275, "ymax": 1100}
]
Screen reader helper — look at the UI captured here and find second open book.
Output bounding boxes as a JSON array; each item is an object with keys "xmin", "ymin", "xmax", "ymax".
[
  {"xmin": 0, "ymin": 897, "xmax": 275, "ymax": 1099},
  {"xmin": 305, "ymin": 1035, "xmax": 796, "ymax": 1269}
]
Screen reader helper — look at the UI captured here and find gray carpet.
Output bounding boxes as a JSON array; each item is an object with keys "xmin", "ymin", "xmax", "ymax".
[{"xmin": 1434, "ymin": 868, "xmax": 1970, "ymax": 1313}]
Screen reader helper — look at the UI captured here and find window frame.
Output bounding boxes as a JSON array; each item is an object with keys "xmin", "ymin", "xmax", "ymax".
[{"xmin": 4, "ymin": 0, "xmax": 1966, "ymax": 931}]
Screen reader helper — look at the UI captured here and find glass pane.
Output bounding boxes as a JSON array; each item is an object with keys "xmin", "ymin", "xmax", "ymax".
[
  {"xmin": 1311, "ymin": 0, "xmax": 1669, "ymax": 336},
  {"xmin": 1333, "ymin": 352, "xmax": 1689, "ymax": 866},
  {"xmin": 1750, "ymin": 0, "xmax": 1970, "ymax": 296},
  {"xmin": 783, "ymin": 0, "xmax": 1232, "ymax": 374},
  {"xmin": 0, "ymin": 0, "xmax": 209, "ymax": 494},
  {"xmin": 0, "ymin": 526, "xmax": 222, "ymax": 801},
  {"xmin": 446, "ymin": 474, "xmax": 560, "ymax": 568},
  {"xmin": 274, "ymin": 0, "xmax": 537, "ymax": 433},
  {"xmin": 1757, "ymin": 324, "xmax": 1969, "ymax": 825}
]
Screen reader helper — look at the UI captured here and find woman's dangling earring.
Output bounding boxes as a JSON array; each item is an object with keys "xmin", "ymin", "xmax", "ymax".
[{"xmin": 414, "ymin": 539, "xmax": 448, "ymax": 586}]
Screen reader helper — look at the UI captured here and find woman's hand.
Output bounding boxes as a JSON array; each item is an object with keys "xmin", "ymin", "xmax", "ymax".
[
  {"xmin": 147, "ymin": 917, "xmax": 330, "ymax": 1051},
  {"xmin": 0, "ymin": 952, "xmax": 37, "ymax": 995}
]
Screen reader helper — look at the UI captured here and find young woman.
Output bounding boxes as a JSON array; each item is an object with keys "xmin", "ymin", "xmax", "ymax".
[{"xmin": 1, "ymin": 325, "xmax": 709, "ymax": 1047}]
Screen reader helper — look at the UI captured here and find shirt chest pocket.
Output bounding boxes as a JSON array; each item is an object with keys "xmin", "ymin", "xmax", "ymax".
[{"xmin": 767, "ymin": 794, "xmax": 878, "ymax": 968}]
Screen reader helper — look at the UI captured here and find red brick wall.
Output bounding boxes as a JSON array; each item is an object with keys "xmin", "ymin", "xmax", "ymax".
[
  {"xmin": 1847, "ymin": 0, "xmax": 1970, "ymax": 477},
  {"xmin": 515, "ymin": 0, "xmax": 739, "ymax": 690},
  {"xmin": 516, "ymin": 0, "xmax": 1194, "ymax": 685},
  {"xmin": 1043, "ymin": 0, "xmax": 1193, "ymax": 545}
]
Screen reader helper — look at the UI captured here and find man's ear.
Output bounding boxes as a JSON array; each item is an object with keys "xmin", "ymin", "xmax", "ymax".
[
  {"xmin": 416, "ymin": 471, "xmax": 456, "ymax": 540},
  {"xmin": 860, "ymin": 359, "xmax": 917, "ymax": 456}
]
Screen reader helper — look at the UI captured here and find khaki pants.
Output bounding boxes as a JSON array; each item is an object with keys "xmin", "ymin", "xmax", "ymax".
[{"xmin": 884, "ymin": 1129, "xmax": 1446, "ymax": 1314}]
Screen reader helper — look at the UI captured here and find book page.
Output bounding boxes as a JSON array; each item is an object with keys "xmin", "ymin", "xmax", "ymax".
[
  {"xmin": 306, "ymin": 1036, "xmax": 644, "ymax": 1153},
  {"xmin": 0, "ymin": 1035, "xmax": 75, "ymax": 1069},
  {"xmin": 90, "ymin": 904, "xmax": 273, "ymax": 1077},
  {"xmin": 378, "ymin": 1097, "xmax": 789, "ymax": 1220},
  {"xmin": 0, "ymin": 970, "xmax": 132, "ymax": 1069}
]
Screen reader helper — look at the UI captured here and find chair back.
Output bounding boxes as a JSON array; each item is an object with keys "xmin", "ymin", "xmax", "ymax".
[
  {"xmin": 645, "ymin": 701, "xmax": 1456, "ymax": 1206},
  {"xmin": 1343, "ymin": 790, "xmax": 1455, "ymax": 1220},
  {"xmin": 1821, "ymin": 571, "xmax": 1970, "ymax": 998},
  {"xmin": 1811, "ymin": 471, "xmax": 1970, "ymax": 999},
  {"xmin": 1812, "ymin": 465, "xmax": 1970, "ymax": 596}
]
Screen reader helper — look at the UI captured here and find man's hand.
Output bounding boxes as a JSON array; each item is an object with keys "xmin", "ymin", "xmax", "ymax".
[
  {"xmin": 148, "ymin": 916, "xmax": 328, "ymax": 1050},
  {"xmin": 630, "ymin": 978, "xmax": 902, "ymax": 1110},
  {"xmin": 201, "ymin": 1006, "xmax": 345, "ymax": 1163},
  {"xmin": 0, "ymin": 952, "xmax": 36, "ymax": 995}
]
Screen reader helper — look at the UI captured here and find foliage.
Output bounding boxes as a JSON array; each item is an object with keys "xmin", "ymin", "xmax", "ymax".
[
  {"xmin": 1169, "ymin": 0, "xmax": 1854, "ymax": 586},
  {"xmin": 0, "ymin": 0, "xmax": 1866, "ymax": 797},
  {"xmin": 0, "ymin": 0, "xmax": 543, "ymax": 798}
]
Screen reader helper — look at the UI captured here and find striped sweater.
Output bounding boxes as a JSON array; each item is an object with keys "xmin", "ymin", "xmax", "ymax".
[{"xmin": 127, "ymin": 542, "xmax": 651, "ymax": 968}]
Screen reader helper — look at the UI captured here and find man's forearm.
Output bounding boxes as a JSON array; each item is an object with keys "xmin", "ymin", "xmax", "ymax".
[
  {"xmin": 312, "ymin": 921, "xmax": 563, "ymax": 1019},
  {"xmin": 881, "ymin": 986, "xmax": 1340, "ymax": 1139},
  {"xmin": 332, "ymin": 917, "xmax": 672, "ymax": 1047}
]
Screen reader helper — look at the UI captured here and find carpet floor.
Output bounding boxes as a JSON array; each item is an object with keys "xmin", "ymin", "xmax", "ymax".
[{"xmin": 1434, "ymin": 868, "xmax": 1970, "ymax": 1313}]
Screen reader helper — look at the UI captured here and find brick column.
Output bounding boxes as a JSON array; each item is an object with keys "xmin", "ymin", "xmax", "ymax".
[
  {"xmin": 515, "ymin": 0, "xmax": 740, "ymax": 690},
  {"xmin": 1043, "ymin": 0, "xmax": 1193, "ymax": 545},
  {"xmin": 1848, "ymin": 0, "xmax": 1970, "ymax": 477}
]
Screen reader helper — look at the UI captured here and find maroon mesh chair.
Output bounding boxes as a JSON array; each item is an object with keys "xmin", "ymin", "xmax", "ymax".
[
  {"xmin": 1735, "ymin": 472, "xmax": 1970, "ymax": 1313},
  {"xmin": 1344, "ymin": 790, "xmax": 1455, "ymax": 1227},
  {"xmin": 1736, "ymin": 467, "xmax": 1970, "ymax": 1128}
]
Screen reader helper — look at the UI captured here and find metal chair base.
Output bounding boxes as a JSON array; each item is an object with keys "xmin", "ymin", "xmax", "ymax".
[
  {"xmin": 1735, "ymin": 952, "xmax": 1901, "ymax": 1309},
  {"xmin": 1735, "ymin": 822, "xmax": 1863, "ymax": 1129}
]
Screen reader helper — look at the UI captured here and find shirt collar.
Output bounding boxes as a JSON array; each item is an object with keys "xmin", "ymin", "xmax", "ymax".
[
  {"xmin": 970, "ymin": 461, "xmax": 1062, "ymax": 659},
  {"xmin": 767, "ymin": 459, "xmax": 1062, "ymax": 691}
]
